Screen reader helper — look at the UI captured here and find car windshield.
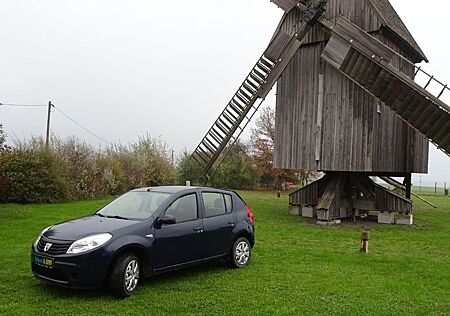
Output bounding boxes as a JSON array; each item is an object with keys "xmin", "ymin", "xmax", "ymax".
[{"xmin": 97, "ymin": 191, "xmax": 171, "ymax": 220}]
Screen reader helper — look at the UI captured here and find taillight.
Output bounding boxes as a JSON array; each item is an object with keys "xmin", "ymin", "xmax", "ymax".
[{"xmin": 246, "ymin": 206, "xmax": 254, "ymax": 225}]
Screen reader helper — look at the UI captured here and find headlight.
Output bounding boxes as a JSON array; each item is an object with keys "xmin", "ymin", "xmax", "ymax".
[
  {"xmin": 34, "ymin": 226, "xmax": 52, "ymax": 248},
  {"xmin": 67, "ymin": 233, "xmax": 112, "ymax": 254}
]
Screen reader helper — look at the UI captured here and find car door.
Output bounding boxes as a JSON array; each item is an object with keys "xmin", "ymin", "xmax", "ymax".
[
  {"xmin": 201, "ymin": 191, "xmax": 236, "ymax": 258},
  {"xmin": 154, "ymin": 193, "xmax": 203, "ymax": 269}
]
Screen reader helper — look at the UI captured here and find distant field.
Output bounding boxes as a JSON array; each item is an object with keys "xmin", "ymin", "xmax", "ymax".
[
  {"xmin": 0, "ymin": 192, "xmax": 449, "ymax": 315},
  {"xmin": 412, "ymin": 186, "xmax": 449, "ymax": 195}
]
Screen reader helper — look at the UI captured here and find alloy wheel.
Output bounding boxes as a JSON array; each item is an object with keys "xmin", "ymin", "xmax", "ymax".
[
  {"xmin": 235, "ymin": 241, "xmax": 250, "ymax": 266},
  {"xmin": 124, "ymin": 259, "xmax": 139, "ymax": 292}
]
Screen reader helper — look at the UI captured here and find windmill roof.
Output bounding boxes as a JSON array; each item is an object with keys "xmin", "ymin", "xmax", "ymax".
[{"xmin": 369, "ymin": 0, "xmax": 428, "ymax": 62}]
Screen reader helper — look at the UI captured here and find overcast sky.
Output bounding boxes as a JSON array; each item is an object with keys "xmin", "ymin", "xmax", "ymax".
[{"xmin": 0, "ymin": 0, "xmax": 449, "ymax": 186}]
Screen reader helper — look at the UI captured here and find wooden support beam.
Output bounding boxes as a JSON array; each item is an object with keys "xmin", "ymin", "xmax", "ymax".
[
  {"xmin": 317, "ymin": 174, "xmax": 344, "ymax": 210},
  {"xmin": 379, "ymin": 176, "xmax": 437, "ymax": 209},
  {"xmin": 404, "ymin": 174, "xmax": 412, "ymax": 200}
]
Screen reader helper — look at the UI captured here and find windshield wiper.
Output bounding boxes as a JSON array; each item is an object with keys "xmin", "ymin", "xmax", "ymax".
[{"xmin": 106, "ymin": 215, "xmax": 130, "ymax": 220}]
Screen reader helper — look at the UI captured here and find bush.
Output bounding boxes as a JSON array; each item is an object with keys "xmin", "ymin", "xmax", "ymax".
[
  {"xmin": 0, "ymin": 134, "xmax": 176, "ymax": 204},
  {"xmin": 107, "ymin": 134, "xmax": 176, "ymax": 189},
  {"xmin": 0, "ymin": 149, "xmax": 69, "ymax": 203},
  {"xmin": 176, "ymin": 151, "xmax": 205, "ymax": 186},
  {"xmin": 178, "ymin": 142, "xmax": 259, "ymax": 190},
  {"xmin": 211, "ymin": 144, "xmax": 258, "ymax": 189}
]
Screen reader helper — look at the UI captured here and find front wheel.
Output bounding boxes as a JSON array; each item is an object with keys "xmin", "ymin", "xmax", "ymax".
[
  {"xmin": 109, "ymin": 253, "xmax": 140, "ymax": 298},
  {"xmin": 230, "ymin": 237, "xmax": 251, "ymax": 268}
]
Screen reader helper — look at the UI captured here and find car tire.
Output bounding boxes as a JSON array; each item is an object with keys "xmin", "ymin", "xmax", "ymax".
[
  {"xmin": 229, "ymin": 237, "xmax": 251, "ymax": 268},
  {"xmin": 109, "ymin": 253, "xmax": 140, "ymax": 298}
]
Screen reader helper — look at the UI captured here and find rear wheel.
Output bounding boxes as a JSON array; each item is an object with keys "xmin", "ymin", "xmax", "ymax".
[
  {"xmin": 229, "ymin": 237, "xmax": 251, "ymax": 268},
  {"xmin": 109, "ymin": 253, "xmax": 140, "ymax": 298}
]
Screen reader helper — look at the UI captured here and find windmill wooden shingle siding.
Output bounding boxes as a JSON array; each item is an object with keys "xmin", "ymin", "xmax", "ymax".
[
  {"xmin": 276, "ymin": 0, "xmax": 449, "ymax": 224},
  {"xmin": 273, "ymin": 0, "xmax": 429, "ymax": 174}
]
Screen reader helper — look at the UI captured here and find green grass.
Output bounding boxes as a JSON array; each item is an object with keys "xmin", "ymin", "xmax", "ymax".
[
  {"xmin": 0, "ymin": 192, "xmax": 449, "ymax": 315},
  {"xmin": 412, "ymin": 186, "xmax": 449, "ymax": 196}
]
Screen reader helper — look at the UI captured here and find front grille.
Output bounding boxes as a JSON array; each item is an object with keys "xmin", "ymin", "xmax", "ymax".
[
  {"xmin": 37, "ymin": 236, "xmax": 73, "ymax": 255},
  {"xmin": 33, "ymin": 263, "xmax": 68, "ymax": 282}
]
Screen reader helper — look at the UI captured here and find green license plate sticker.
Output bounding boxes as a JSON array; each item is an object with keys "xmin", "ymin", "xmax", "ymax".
[{"xmin": 34, "ymin": 255, "xmax": 54, "ymax": 268}]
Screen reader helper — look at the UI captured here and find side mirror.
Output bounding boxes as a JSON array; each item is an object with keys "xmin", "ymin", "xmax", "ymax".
[{"xmin": 157, "ymin": 215, "xmax": 176, "ymax": 225}]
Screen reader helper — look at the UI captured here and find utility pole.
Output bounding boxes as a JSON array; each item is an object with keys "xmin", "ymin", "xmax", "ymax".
[
  {"xmin": 45, "ymin": 101, "xmax": 53, "ymax": 149},
  {"xmin": 171, "ymin": 149, "xmax": 175, "ymax": 167},
  {"xmin": 419, "ymin": 175, "xmax": 422, "ymax": 193}
]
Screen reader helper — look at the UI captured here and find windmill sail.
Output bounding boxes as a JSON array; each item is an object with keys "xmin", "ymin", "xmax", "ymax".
[{"xmin": 322, "ymin": 17, "xmax": 450, "ymax": 156}]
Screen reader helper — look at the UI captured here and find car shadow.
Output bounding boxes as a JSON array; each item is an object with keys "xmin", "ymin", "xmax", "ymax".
[
  {"xmin": 142, "ymin": 260, "xmax": 229, "ymax": 286},
  {"xmin": 39, "ymin": 260, "xmax": 230, "ymax": 299}
]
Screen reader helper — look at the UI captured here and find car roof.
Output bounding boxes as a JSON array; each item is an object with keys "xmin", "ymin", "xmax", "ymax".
[{"xmin": 131, "ymin": 186, "xmax": 234, "ymax": 194}]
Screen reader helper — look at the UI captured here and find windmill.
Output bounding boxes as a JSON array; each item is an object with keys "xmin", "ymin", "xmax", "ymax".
[{"xmin": 190, "ymin": 0, "xmax": 450, "ymax": 224}]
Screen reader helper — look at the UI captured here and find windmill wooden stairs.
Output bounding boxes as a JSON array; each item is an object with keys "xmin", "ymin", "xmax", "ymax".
[{"xmin": 191, "ymin": 1, "xmax": 327, "ymax": 181}]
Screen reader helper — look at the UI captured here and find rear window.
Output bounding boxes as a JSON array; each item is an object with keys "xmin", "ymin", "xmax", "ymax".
[
  {"xmin": 202, "ymin": 192, "xmax": 233, "ymax": 218},
  {"xmin": 224, "ymin": 194, "xmax": 232, "ymax": 213}
]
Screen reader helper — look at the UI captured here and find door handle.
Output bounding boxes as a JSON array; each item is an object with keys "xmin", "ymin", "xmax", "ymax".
[
  {"xmin": 193, "ymin": 227, "xmax": 204, "ymax": 234},
  {"xmin": 228, "ymin": 221, "xmax": 236, "ymax": 227}
]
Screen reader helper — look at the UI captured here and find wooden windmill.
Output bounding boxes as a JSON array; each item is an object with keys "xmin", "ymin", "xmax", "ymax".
[{"xmin": 191, "ymin": 0, "xmax": 450, "ymax": 224}]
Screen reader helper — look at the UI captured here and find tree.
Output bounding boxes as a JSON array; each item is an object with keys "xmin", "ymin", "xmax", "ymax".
[
  {"xmin": 0, "ymin": 124, "xmax": 4, "ymax": 144},
  {"xmin": 250, "ymin": 106, "xmax": 276, "ymax": 187},
  {"xmin": 251, "ymin": 106, "xmax": 319, "ymax": 188},
  {"xmin": 210, "ymin": 141, "xmax": 258, "ymax": 189},
  {"xmin": 177, "ymin": 142, "xmax": 259, "ymax": 189},
  {"xmin": 0, "ymin": 124, "xmax": 10, "ymax": 201},
  {"xmin": 176, "ymin": 150, "xmax": 204, "ymax": 186},
  {"xmin": 0, "ymin": 124, "xmax": 7, "ymax": 151}
]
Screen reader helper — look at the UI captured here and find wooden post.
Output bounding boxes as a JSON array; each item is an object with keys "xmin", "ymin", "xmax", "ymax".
[
  {"xmin": 360, "ymin": 231, "xmax": 369, "ymax": 253},
  {"xmin": 404, "ymin": 174, "xmax": 412, "ymax": 199},
  {"xmin": 45, "ymin": 101, "xmax": 52, "ymax": 149}
]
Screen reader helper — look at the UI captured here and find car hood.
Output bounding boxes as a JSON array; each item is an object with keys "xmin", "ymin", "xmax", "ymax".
[{"xmin": 44, "ymin": 215, "xmax": 140, "ymax": 241}]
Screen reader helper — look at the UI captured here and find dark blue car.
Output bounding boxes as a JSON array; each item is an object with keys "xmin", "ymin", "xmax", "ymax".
[{"xmin": 31, "ymin": 186, "xmax": 255, "ymax": 297}]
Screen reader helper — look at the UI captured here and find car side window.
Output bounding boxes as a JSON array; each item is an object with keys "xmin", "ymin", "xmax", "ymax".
[
  {"xmin": 202, "ymin": 192, "xmax": 232, "ymax": 218},
  {"xmin": 165, "ymin": 194, "xmax": 198, "ymax": 223},
  {"xmin": 224, "ymin": 194, "xmax": 233, "ymax": 213}
]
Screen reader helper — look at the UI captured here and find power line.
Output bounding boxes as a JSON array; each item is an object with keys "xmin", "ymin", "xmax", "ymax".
[
  {"xmin": 2, "ymin": 100, "xmax": 112, "ymax": 145},
  {"xmin": 53, "ymin": 105, "xmax": 111, "ymax": 145},
  {"xmin": 0, "ymin": 103, "xmax": 47, "ymax": 107}
]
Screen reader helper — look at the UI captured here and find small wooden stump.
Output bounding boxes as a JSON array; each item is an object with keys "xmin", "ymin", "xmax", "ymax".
[{"xmin": 360, "ymin": 231, "xmax": 370, "ymax": 253}]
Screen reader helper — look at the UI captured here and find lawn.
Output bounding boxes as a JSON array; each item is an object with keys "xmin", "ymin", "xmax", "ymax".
[{"xmin": 0, "ymin": 191, "xmax": 449, "ymax": 315}]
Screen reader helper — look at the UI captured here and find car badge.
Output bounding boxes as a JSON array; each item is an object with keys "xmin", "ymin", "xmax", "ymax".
[{"xmin": 44, "ymin": 243, "xmax": 52, "ymax": 252}]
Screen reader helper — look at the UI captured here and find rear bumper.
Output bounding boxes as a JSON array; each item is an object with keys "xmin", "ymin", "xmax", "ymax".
[{"xmin": 31, "ymin": 247, "xmax": 112, "ymax": 289}]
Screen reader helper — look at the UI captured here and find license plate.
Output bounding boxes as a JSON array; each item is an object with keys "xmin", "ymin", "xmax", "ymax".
[{"xmin": 33, "ymin": 255, "xmax": 54, "ymax": 269}]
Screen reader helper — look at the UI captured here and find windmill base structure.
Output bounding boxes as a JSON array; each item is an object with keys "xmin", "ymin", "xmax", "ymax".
[{"xmin": 190, "ymin": 0, "xmax": 450, "ymax": 225}]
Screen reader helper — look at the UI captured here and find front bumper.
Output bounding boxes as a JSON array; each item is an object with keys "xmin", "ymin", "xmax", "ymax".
[{"xmin": 31, "ymin": 247, "xmax": 112, "ymax": 289}]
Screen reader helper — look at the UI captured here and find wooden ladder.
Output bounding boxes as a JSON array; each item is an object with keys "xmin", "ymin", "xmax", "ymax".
[
  {"xmin": 190, "ymin": 54, "xmax": 276, "ymax": 180},
  {"xmin": 191, "ymin": 1, "xmax": 327, "ymax": 181}
]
